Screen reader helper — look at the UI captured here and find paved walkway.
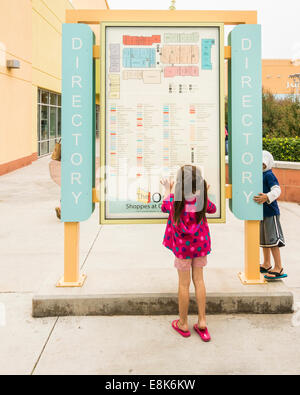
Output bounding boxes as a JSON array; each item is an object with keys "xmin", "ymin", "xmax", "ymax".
[{"xmin": 0, "ymin": 157, "xmax": 300, "ymax": 374}]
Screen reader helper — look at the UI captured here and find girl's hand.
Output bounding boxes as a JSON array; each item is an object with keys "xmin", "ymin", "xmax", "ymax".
[
  {"xmin": 253, "ymin": 193, "xmax": 268, "ymax": 204},
  {"xmin": 160, "ymin": 178, "xmax": 174, "ymax": 192}
]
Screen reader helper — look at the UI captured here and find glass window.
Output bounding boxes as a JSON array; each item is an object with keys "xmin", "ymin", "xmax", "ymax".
[
  {"xmin": 37, "ymin": 88, "xmax": 61, "ymax": 157},
  {"xmin": 37, "ymin": 106, "xmax": 40, "ymax": 141},
  {"xmin": 41, "ymin": 90, "xmax": 49, "ymax": 104},
  {"xmin": 41, "ymin": 106, "xmax": 49, "ymax": 141},
  {"xmin": 50, "ymin": 107, "xmax": 57, "ymax": 138},
  {"xmin": 40, "ymin": 141, "xmax": 49, "ymax": 156},
  {"xmin": 50, "ymin": 93, "xmax": 57, "ymax": 106},
  {"xmin": 57, "ymin": 108, "xmax": 61, "ymax": 137}
]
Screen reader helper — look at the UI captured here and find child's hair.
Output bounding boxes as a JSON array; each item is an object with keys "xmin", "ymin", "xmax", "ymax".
[{"xmin": 173, "ymin": 165, "xmax": 208, "ymax": 225}]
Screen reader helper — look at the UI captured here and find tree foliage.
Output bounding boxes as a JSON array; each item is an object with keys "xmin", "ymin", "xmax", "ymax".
[
  {"xmin": 225, "ymin": 92, "xmax": 300, "ymax": 139},
  {"xmin": 262, "ymin": 92, "xmax": 300, "ymax": 138}
]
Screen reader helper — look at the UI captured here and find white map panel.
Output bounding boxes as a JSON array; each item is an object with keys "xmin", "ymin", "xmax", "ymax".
[{"xmin": 103, "ymin": 25, "xmax": 222, "ymax": 220}]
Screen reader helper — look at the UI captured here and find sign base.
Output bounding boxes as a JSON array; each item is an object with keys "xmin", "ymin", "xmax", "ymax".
[
  {"xmin": 56, "ymin": 274, "xmax": 87, "ymax": 288},
  {"xmin": 238, "ymin": 272, "xmax": 267, "ymax": 285}
]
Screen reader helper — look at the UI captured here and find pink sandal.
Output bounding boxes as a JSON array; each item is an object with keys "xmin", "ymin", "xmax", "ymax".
[
  {"xmin": 172, "ymin": 320, "xmax": 191, "ymax": 338},
  {"xmin": 193, "ymin": 324, "xmax": 211, "ymax": 342}
]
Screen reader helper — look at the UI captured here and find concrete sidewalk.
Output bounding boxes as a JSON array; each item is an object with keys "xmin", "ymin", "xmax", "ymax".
[
  {"xmin": 32, "ymin": 221, "xmax": 293, "ymax": 316},
  {"xmin": 0, "ymin": 157, "xmax": 298, "ymax": 310},
  {"xmin": 0, "ymin": 157, "xmax": 298, "ymax": 313},
  {"xmin": 1, "ymin": 296, "xmax": 300, "ymax": 375},
  {"xmin": 0, "ymin": 156, "xmax": 300, "ymax": 375}
]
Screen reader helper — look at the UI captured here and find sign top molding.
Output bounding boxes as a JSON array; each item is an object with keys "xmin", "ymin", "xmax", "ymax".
[{"xmin": 66, "ymin": 9, "xmax": 257, "ymax": 25}]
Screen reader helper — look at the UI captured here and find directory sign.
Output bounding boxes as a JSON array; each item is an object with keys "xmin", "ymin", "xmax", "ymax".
[
  {"xmin": 228, "ymin": 24, "xmax": 263, "ymax": 221},
  {"xmin": 61, "ymin": 24, "xmax": 95, "ymax": 222}
]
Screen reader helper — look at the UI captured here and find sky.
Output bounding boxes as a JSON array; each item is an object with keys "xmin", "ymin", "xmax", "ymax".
[{"xmin": 107, "ymin": 0, "xmax": 300, "ymax": 60}]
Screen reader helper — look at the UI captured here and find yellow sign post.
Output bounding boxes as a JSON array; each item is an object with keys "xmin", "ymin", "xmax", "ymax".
[
  {"xmin": 240, "ymin": 220, "xmax": 262, "ymax": 284},
  {"xmin": 57, "ymin": 222, "xmax": 87, "ymax": 287}
]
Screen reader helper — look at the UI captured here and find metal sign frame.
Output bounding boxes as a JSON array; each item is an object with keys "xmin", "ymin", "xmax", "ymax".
[{"xmin": 100, "ymin": 21, "xmax": 225, "ymax": 225}]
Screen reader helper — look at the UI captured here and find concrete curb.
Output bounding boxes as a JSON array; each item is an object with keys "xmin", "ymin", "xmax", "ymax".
[{"xmin": 32, "ymin": 292, "xmax": 294, "ymax": 317}]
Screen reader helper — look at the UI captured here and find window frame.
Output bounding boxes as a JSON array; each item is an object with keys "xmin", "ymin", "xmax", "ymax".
[{"xmin": 37, "ymin": 88, "xmax": 62, "ymax": 157}]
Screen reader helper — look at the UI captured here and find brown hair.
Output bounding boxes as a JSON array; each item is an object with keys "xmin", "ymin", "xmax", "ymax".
[{"xmin": 173, "ymin": 165, "xmax": 208, "ymax": 225}]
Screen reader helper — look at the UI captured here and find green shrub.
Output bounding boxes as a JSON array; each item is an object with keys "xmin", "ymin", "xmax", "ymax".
[{"xmin": 263, "ymin": 137, "xmax": 300, "ymax": 162}]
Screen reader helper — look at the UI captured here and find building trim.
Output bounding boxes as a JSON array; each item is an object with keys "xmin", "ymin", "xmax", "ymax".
[
  {"xmin": 32, "ymin": 7, "xmax": 62, "ymax": 36},
  {"xmin": 0, "ymin": 70, "xmax": 32, "ymax": 85},
  {"xmin": 0, "ymin": 153, "xmax": 38, "ymax": 176},
  {"xmin": 40, "ymin": 0, "xmax": 72, "ymax": 25},
  {"xmin": 32, "ymin": 66, "xmax": 62, "ymax": 82},
  {"xmin": 0, "ymin": 48, "xmax": 32, "ymax": 66}
]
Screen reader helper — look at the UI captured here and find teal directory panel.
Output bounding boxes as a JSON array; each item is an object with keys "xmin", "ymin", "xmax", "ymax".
[
  {"xmin": 61, "ymin": 24, "xmax": 95, "ymax": 222},
  {"xmin": 228, "ymin": 25, "xmax": 263, "ymax": 221},
  {"xmin": 201, "ymin": 39, "xmax": 215, "ymax": 70},
  {"xmin": 123, "ymin": 48, "xmax": 156, "ymax": 68}
]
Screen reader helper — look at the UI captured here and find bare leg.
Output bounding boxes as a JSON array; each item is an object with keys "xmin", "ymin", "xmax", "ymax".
[
  {"xmin": 266, "ymin": 247, "xmax": 283, "ymax": 277},
  {"xmin": 192, "ymin": 267, "xmax": 206, "ymax": 329},
  {"xmin": 262, "ymin": 248, "xmax": 271, "ymax": 269},
  {"xmin": 177, "ymin": 269, "xmax": 191, "ymax": 332}
]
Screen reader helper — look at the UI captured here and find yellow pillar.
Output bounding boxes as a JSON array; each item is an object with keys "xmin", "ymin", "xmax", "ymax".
[
  {"xmin": 57, "ymin": 222, "xmax": 87, "ymax": 287},
  {"xmin": 238, "ymin": 220, "xmax": 266, "ymax": 284}
]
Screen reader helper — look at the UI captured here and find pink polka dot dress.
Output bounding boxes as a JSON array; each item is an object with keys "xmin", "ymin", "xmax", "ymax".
[{"xmin": 161, "ymin": 194, "xmax": 217, "ymax": 259}]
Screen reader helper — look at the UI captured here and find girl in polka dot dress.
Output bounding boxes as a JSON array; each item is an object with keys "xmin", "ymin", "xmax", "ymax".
[{"xmin": 161, "ymin": 165, "xmax": 216, "ymax": 342}]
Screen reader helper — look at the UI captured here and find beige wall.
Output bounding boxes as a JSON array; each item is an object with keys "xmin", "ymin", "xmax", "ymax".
[
  {"xmin": 32, "ymin": 0, "xmax": 74, "ymax": 155},
  {"xmin": 0, "ymin": 0, "xmax": 76, "ymax": 170},
  {"xmin": 262, "ymin": 59, "xmax": 300, "ymax": 95},
  {"xmin": 31, "ymin": 0, "xmax": 109, "ymax": 152},
  {"xmin": 225, "ymin": 59, "xmax": 300, "ymax": 97},
  {"xmin": 0, "ymin": 0, "xmax": 32, "ymax": 166},
  {"xmin": 71, "ymin": 0, "xmax": 109, "ymax": 104},
  {"xmin": 0, "ymin": 0, "xmax": 108, "ymax": 173},
  {"xmin": 0, "ymin": 0, "xmax": 111, "ymax": 174}
]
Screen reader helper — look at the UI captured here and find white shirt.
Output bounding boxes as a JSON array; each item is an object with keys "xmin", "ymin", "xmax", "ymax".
[{"xmin": 267, "ymin": 185, "xmax": 281, "ymax": 204}]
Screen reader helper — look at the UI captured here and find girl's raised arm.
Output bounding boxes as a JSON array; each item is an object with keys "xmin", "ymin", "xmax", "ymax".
[
  {"xmin": 161, "ymin": 194, "xmax": 174, "ymax": 214},
  {"xmin": 160, "ymin": 178, "xmax": 174, "ymax": 214},
  {"xmin": 206, "ymin": 200, "xmax": 217, "ymax": 214}
]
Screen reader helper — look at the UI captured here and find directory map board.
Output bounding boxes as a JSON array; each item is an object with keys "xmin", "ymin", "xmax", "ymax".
[{"xmin": 100, "ymin": 22, "xmax": 225, "ymax": 224}]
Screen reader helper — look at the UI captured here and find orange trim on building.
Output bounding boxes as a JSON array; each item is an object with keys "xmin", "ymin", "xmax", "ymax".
[{"xmin": 0, "ymin": 153, "xmax": 38, "ymax": 176}]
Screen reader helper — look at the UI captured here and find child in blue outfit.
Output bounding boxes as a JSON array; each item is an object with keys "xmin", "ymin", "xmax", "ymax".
[{"xmin": 254, "ymin": 151, "xmax": 287, "ymax": 280}]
